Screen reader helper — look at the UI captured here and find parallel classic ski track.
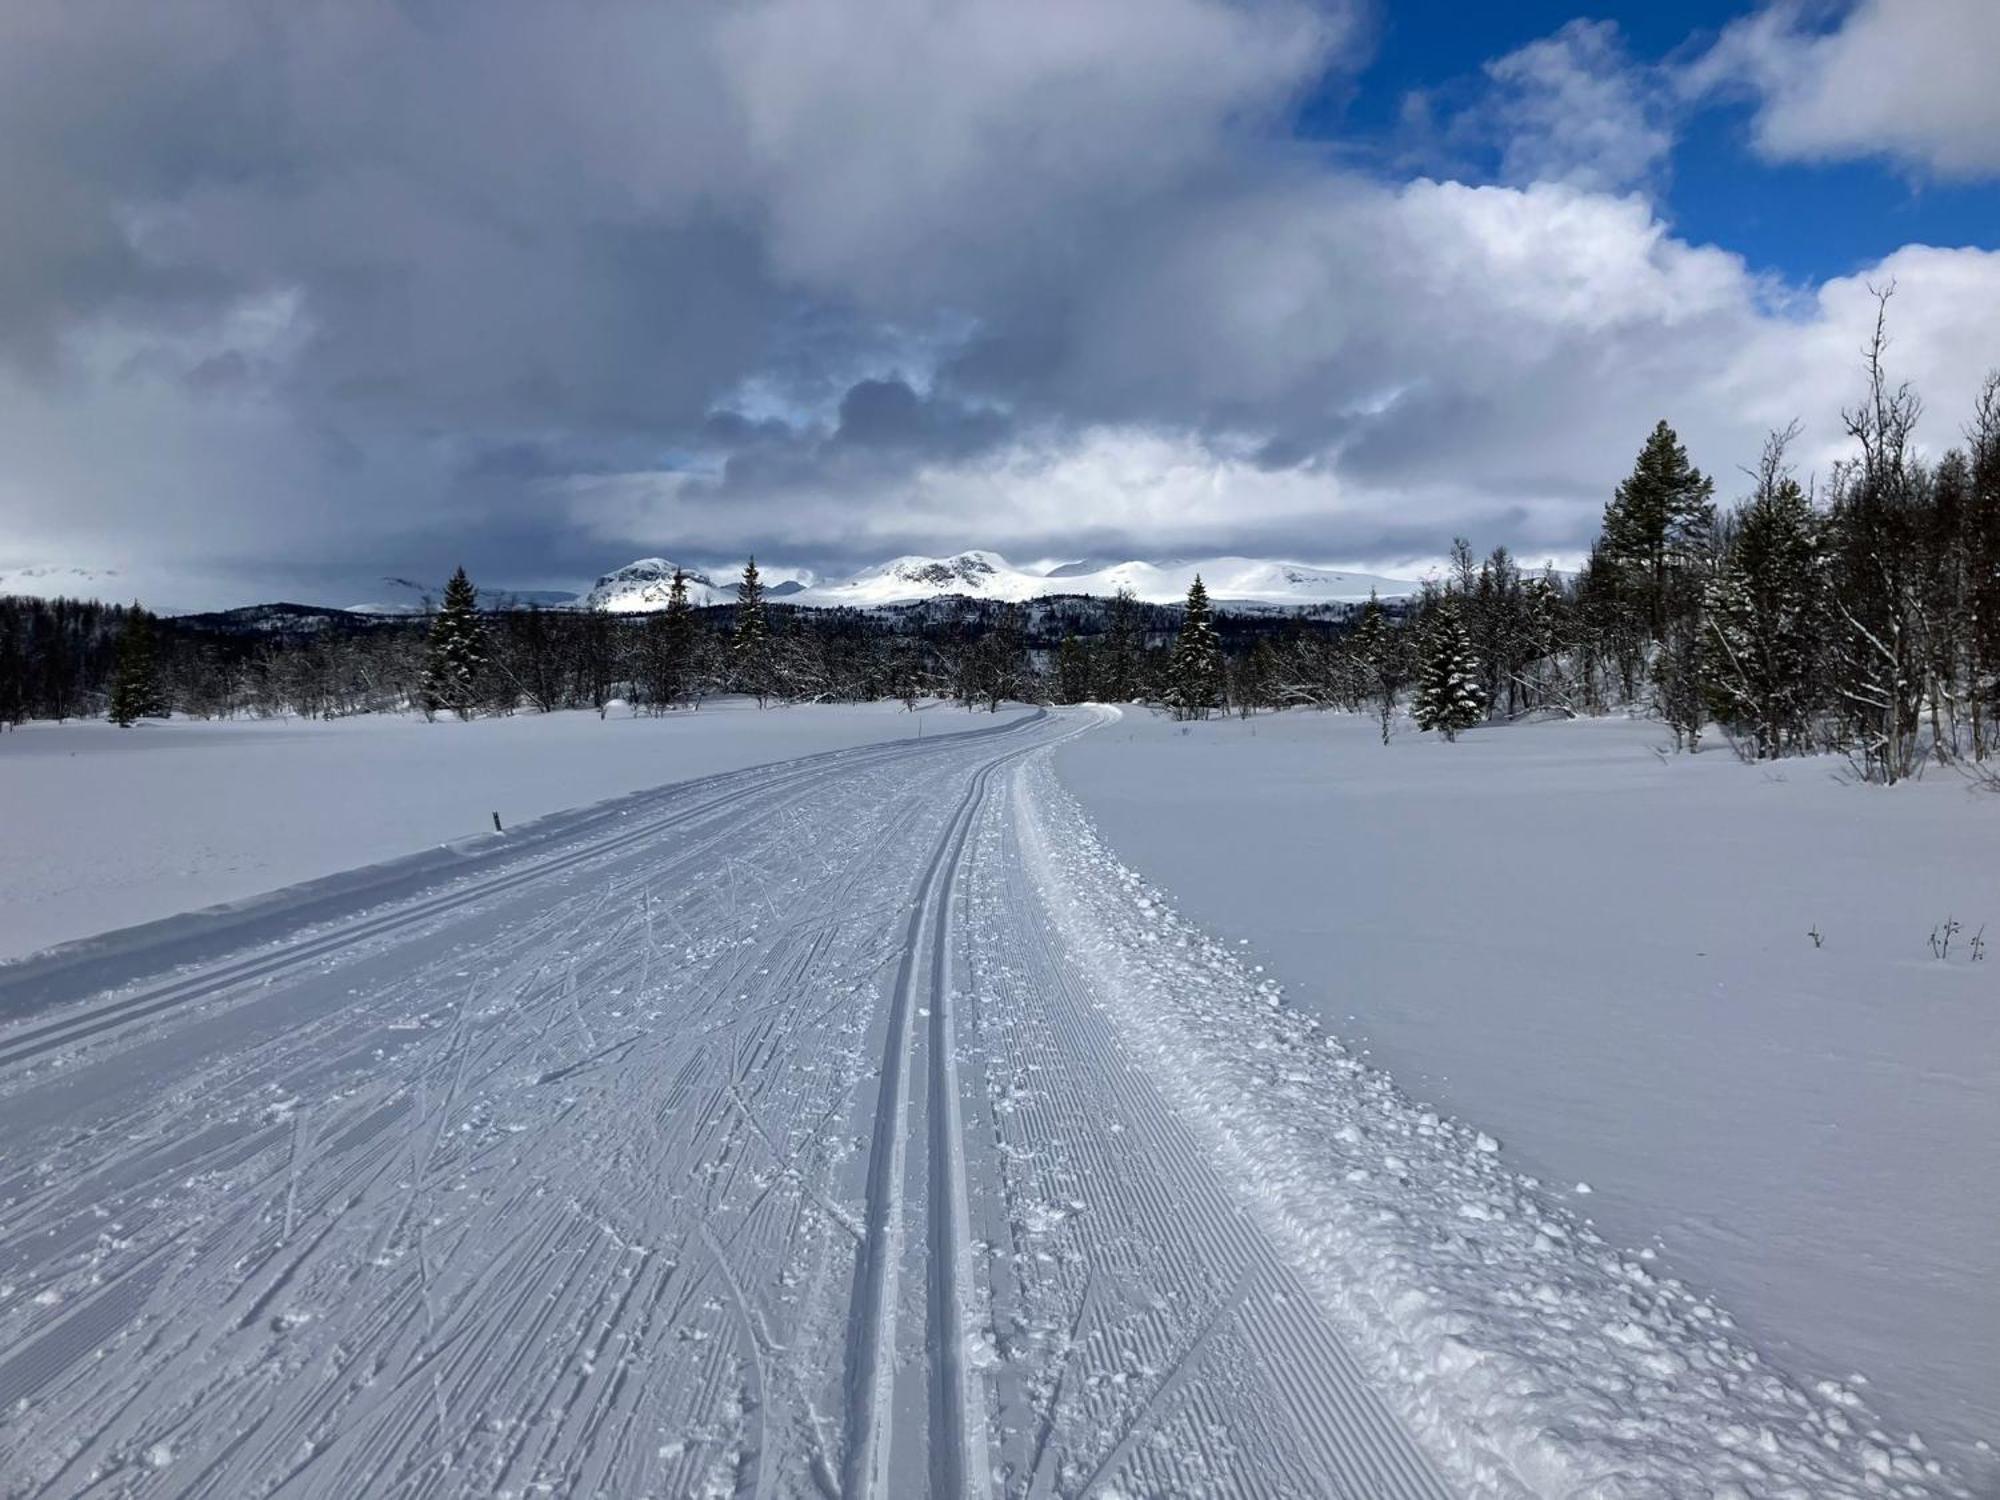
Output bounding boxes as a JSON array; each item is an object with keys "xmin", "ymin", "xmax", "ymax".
[
  {"xmin": 0, "ymin": 705, "xmax": 1457, "ymax": 1500},
  {"xmin": 838, "ymin": 769, "xmax": 966, "ymax": 1500},
  {"xmin": 922, "ymin": 760, "xmax": 994, "ymax": 1500},
  {"xmin": 842, "ymin": 735, "xmax": 1046, "ymax": 1500}
]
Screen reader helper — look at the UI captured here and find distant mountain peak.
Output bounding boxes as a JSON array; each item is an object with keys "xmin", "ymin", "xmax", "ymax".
[
  {"xmin": 580, "ymin": 558, "xmax": 728, "ymax": 612},
  {"xmin": 580, "ymin": 548, "xmax": 1415, "ymax": 613}
]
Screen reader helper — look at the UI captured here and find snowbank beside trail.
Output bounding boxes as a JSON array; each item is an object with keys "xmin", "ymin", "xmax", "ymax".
[
  {"xmin": 0, "ymin": 700, "xmax": 991, "ymax": 962},
  {"xmin": 1017, "ymin": 747, "xmax": 1975, "ymax": 1498},
  {"xmin": 1055, "ymin": 709, "xmax": 1998, "ymax": 1486}
]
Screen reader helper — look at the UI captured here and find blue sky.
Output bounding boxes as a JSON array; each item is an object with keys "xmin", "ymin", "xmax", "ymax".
[
  {"xmin": 1305, "ymin": 1, "xmax": 1997, "ymax": 282},
  {"xmin": 0, "ymin": 0, "xmax": 1996, "ymax": 607}
]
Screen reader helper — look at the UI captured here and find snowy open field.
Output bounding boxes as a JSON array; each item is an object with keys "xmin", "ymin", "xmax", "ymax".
[
  {"xmin": 1058, "ymin": 709, "xmax": 2000, "ymax": 1486},
  {"xmin": 0, "ymin": 701, "xmax": 965, "ymax": 965}
]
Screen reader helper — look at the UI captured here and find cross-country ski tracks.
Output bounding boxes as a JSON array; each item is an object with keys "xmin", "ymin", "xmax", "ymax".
[
  {"xmin": 0, "ymin": 709, "xmax": 1045, "ymax": 1076},
  {"xmin": 0, "ymin": 706, "xmax": 1460, "ymax": 1498}
]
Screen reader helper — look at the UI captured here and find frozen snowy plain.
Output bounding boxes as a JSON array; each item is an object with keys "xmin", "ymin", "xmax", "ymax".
[{"xmin": 0, "ymin": 702, "xmax": 1983, "ymax": 1496}]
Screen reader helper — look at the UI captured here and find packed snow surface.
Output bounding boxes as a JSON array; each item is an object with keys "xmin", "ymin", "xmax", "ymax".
[
  {"xmin": 0, "ymin": 705, "xmax": 1977, "ymax": 1496},
  {"xmin": 0, "ymin": 701, "xmax": 960, "ymax": 964},
  {"xmin": 1058, "ymin": 707, "xmax": 1999, "ymax": 1488}
]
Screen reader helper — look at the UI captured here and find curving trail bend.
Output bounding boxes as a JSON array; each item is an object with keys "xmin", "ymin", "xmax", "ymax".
[{"xmin": 0, "ymin": 706, "xmax": 1450, "ymax": 1499}]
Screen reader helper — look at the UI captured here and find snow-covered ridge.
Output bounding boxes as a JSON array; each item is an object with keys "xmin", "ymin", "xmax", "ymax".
[
  {"xmin": 579, "ymin": 558, "xmax": 731, "ymax": 612},
  {"xmin": 585, "ymin": 549, "xmax": 1417, "ymax": 612}
]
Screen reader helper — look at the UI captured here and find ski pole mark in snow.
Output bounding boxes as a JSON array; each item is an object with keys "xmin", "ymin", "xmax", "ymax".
[{"xmin": 0, "ymin": 704, "xmax": 1969, "ymax": 1497}]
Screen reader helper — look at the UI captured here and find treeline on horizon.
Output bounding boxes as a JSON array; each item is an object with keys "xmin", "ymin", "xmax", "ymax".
[{"xmin": 4, "ymin": 292, "xmax": 1995, "ymax": 787}]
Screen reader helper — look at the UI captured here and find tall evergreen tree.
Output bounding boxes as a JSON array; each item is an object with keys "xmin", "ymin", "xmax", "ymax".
[
  {"xmin": 1164, "ymin": 575, "xmax": 1222, "ymax": 720},
  {"xmin": 421, "ymin": 567, "xmax": 487, "ymax": 720},
  {"xmin": 641, "ymin": 567, "xmax": 697, "ymax": 712},
  {"xmin": 733, "ymin": 556, "xmax": 772, "ymax": 706},
  {"xmin": 107, "ymin": 604, "xmax": 167, "ymax": 726},
  {"xmin": 1411, "ymin": 607, "xmax": 1484, "ymax": 741},
  {"xmin": 663, "ymin": 566, "xmax": 696, "ymax": 665},
  {"xmin": 1602, "ymin": 420, "xmax": 1716, "ymax": 641}
]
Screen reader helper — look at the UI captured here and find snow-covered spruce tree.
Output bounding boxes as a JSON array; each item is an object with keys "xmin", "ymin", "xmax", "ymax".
[
  {"xmin": 1411, "ymin": 606, "xmax": 1484, "ymax": 741},
  {"xmin": 1164, "ymin": 575, "xmax": 1222, "ymax": 720},
  {"xmin": 1704, "ymin": 424, "xmax": 1827, "ymax": 758},
  {"xmin": 421, "ymin": 567, "xmax": 488, "ymax": 721},
  {"xmin": 1351, "ymin": 589, "xmax": 1408, "ymax": 743},
  {"xmin": 107, "ymin": 604, "xmax": 167, "ymax": 726},
  {"xmin": 733, "ymin": 556, "xmax": 771, "ymax": 706}
]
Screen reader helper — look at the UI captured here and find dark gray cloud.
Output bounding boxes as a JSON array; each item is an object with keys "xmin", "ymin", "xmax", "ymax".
[
  {"xmin": 0, "ymin": 0, "xmax": 1995, "ymax": 609},
  {"xmin": 832, "ymin": 379, "xmax": 1009, "ymax": 457}
]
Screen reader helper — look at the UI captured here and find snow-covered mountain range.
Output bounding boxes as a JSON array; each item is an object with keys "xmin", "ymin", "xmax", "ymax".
[
  {"xmin": 582, "ymin": 551, "xmax": 1415, "ymax": 613},
  {"xmin": 11, "ymin": 550, "xmax": 1413, "ymax": 617}
]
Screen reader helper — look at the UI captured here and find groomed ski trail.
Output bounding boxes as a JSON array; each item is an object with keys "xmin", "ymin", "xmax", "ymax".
[{"xmin": 0, "ymin": 705, "xmax": 1963, "ymax": 1499}]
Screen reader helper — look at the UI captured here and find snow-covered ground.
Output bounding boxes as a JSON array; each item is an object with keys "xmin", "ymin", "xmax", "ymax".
[
  {"xmin": 1057, "ymin": 708, "xmax": 1999, "ymax": 1486},
  {"xmin": 0, "ymin": 705, "xmax": 1983, "ymax": 1495},
  {"xmin": 0, "ymin": 701, "xmax": 970, "ymax": 964},
  {"xmin": 0, "ymin": 708, "xmax": 1460, "ymax": 1497}
]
